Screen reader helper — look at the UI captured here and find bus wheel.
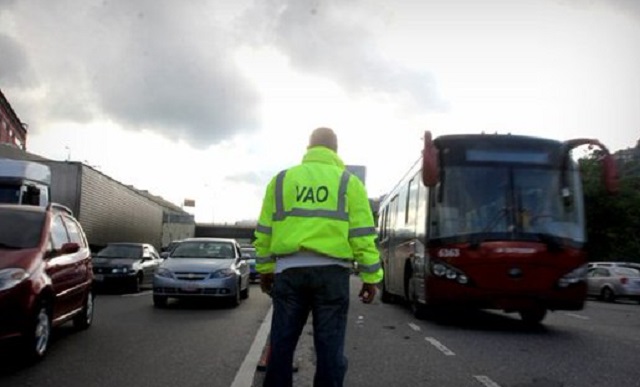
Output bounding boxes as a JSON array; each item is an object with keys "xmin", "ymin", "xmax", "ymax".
[
  {"xmin": 519, "ymin": 308, "xmax": 547, "ymax": 325},
  {"xmin": 408, "ymin": 280, "xmax": 428, "ymax": 320},
  {"xmin": 380, "ymin": 274, "xmax": 394, "ymax": 304}
]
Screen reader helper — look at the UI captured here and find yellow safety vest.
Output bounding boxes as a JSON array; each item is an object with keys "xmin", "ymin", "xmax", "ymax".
[{"xmin": 253, "ymin": 146, "xmax": 383, "ymax": 284}]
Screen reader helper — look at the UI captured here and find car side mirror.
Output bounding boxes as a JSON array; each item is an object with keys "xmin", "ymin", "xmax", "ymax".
[
  {"xmin": 160, "ymin": 252, "xmax": 169, "ymax": 259},
  {"xmin": 59, "ymin": 242, "xmax": 80, "ymax": 255}
]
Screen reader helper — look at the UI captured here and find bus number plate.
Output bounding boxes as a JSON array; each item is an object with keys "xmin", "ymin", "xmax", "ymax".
[{"xmin": 438, "ymin": 248, "xmax": 460, "ymax": 258}]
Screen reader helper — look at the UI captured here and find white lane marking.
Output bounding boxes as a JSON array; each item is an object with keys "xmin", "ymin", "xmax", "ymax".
[
  {"xmin": 474, "ymin": 375, "xmax": 502, "ymax": 387},
  {"xmin": 408, "ymin": 323, "xmax": 421, "ymax": 332},
  {"xmin": 230, "ymin": 306, "xmax": 273, "ymax": 387},
  {"xmin": 564, "ymin": 312, "xmax": 590, "ymax": 320},
  {"xmin": 121, "ymin": 290, "xmax": 152, "ymax": 297},
  {"xmin": 425, "ymin": 337, "xmax": 455, "ymax": 356}
]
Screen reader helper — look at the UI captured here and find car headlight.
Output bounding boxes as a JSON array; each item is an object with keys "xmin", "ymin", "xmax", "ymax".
[
  {"xmin": 558, "ymin": 265, "xmax": 587, "ymax": 288},
  {"xmin": 0, "ymin": 268, "xmax": 30, "ymax": 291},
  {"xmin": 211, "ymin": 269, "xmax": 235, "ymax": 279},
  {"xmin": 156, "ymin": 268, "xmax": 174, "ymax": 278},
  {"xmin": 111, "ymin": 267, "xmax": 130, "ymax": 274}
]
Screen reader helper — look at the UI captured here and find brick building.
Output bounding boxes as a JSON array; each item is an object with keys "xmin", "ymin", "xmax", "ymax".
[{"xmin": 0, "ymin": 88, "xmax": 27, "ymax": 150}]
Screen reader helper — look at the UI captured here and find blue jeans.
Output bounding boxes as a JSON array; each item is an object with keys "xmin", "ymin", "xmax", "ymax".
[{"xmin": 264, "ymin": 265, "xmax": 350, "ymax": 387}]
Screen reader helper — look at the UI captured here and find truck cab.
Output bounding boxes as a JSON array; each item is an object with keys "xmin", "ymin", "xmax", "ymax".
[{"xmin": 0, "ymin": 159, "xmax": 51, "ymax": 206}]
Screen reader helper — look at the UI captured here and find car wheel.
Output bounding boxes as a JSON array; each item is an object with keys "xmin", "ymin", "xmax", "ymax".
[
  {"xmin": 601, "ymin": 287, "xmax": 615, "ymax": 302},
  {"xmin": 230, "ymin": 281, "xmax": 241, "ymax": 307},
  {"xmin": 240, "ymin": 280, "xmax": 249, "ymax": 299},
  {"xmin": 130, "ymin": 274, "xmax": 142, "ymax": 293},
  {"xmin": 153, "ymin": 295, "xmax": 168, "ymax": 308},
  {"xmin": 73, "ymin": 290, "xmax": 95, "ymax": 330},
  {"xmin": 22, "ymin": 302, "xmax": 52, "ymax": 361}
]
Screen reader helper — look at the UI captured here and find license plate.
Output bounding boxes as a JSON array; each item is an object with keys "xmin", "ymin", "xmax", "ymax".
[
  {"xmin": 181, "ymin": 286, "xmax": 199, "ymax": 292},
  {"xmin": 94, "ymin": 274, "xmax": 104, "ymax": 281}
]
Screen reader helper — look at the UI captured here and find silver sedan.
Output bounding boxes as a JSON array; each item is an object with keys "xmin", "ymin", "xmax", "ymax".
[
  {"xmin": 586, "ymin": 266, "xmax": 640, "ymax": 303},
  {"xmin": 152, "ymin": 238, "xmax": 250, "ymax": 307}
]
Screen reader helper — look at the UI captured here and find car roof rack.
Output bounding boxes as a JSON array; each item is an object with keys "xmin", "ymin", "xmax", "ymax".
[{"xmin": 47, "ymin": 202, "xmax": 74, "ymax": 216}]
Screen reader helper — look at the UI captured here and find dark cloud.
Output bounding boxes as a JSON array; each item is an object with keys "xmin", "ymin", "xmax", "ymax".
[
  {"xmin": 239, "ymin": 0, "xmax": 447, "ymax": 111},
  {"xmin": 0, "ymin": 34, "xmax": 34, "ymax": 87},
  {"xmin": 2, "ymin": 0, "xmax": 446, "ymax": 149},
  {"xmin": 1, "ymin": 0, "xmax": 260, "ymax": 149}
]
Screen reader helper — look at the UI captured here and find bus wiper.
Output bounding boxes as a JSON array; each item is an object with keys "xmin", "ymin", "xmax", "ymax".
[
  {"xmin": 535, "ymin": 233, "xmax": 564, "ymax": 252},
  {"xmin": 0, "ymin": 242, "xmax": 21, "ymax": 249},
  {"xmin": 469, "ymin": 208, "xmax": 509, "ymax": 249},
  {"xmin": 481, "ymin": 207, "xmax": 509, "ymax": 233}
]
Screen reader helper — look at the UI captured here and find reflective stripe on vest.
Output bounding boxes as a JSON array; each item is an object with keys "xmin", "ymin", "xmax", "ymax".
[
  {"xmin": 358, "ymin": 261, "xmax": 381, "ymax": 273},
  {"xmin": 349, "ymin": 226, "xmax": 377, "ymax": 238},
  {"xmin": 256, "ymin": 223, "xmax": 272, "ymax": 235},
  {"xmin": 256, "ymin": 256, "xmax": 276, "ymax": 265},
  {"xmin": 272, "ymin": 169, "xmax": 351, "ymax": 222}
]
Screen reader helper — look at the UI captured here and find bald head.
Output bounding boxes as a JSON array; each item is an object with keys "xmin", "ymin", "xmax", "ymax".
[{"xmin": 308, "ymin": 127, "xmax": 338, "ymax": 152}]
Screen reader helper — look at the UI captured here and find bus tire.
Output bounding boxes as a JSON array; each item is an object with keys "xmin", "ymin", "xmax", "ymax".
[
  {"xmin": 380, "ymin": 276, "xmax": 394, "ymax": 304},
  {"xmin": 519, "ymin": 308, "xmax": 547, "ymax": 325},
  {"xmin": 408, "ymin": 283, "xmax": 428, "ymax": 320}
]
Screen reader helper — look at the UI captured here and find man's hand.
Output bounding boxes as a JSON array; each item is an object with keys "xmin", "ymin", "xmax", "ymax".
[
  {"xmin": 260, "ymin": 273, "xmax": 275, "ymax": 295},
  {"xmin": 359, "ymin": 283, "xmax": 377, "ymax": 304}
]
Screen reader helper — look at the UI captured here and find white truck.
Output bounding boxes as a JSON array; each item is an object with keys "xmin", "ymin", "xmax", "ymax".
[
  {"xmin": 0, "ymin": 157, "xmax": 194, "ymax": 252},
  {"xmin": 0, "ymin": 158, "xmax": 51, "ymax": 206}
]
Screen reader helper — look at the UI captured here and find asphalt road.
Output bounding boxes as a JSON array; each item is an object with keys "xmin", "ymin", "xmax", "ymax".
[
  {"xmin": 257, "ymin": 279, "xmax": 640, "ymax": 387},
  {"xmin": 2, "ymin": 279, "xmax": 640, "ymax": 387},
  {"xmin": 0, "ymin": 283, "xmax": 272, "ymax": 387}
]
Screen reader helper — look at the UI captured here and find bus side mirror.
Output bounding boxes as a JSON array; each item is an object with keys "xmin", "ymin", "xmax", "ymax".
[
  {"xmin": 602, "ymin": 153, "xmax": 619, "ymax": 194},
  {"xmin": 562, "ymin": 138, "xmax": 619, "ymax": 196},
  {"xmin": 422, "ymin": 131, "xmax": 439, "ymax": 187}
]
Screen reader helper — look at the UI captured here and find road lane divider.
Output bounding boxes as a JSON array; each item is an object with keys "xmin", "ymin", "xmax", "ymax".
[
  {"xmin": 474, "ymin": 375, "xmax": 502, "ymax": 387},
  {"xmin": 564, "ymin": 312, "xmax": 590, "ymax": 320},
  {"xmin": 121, "ymin": 290, "xmax": 152, "ymax": 297},
  {"xmin": 408, "ymin": 322, "xmax": 421, "ymax": 332},
  {"xmin": 425, "ymin": 337, "xmax": 455, "ymax": 356},
  {"xmin": 231, "ymin": 306, "xmax": 273, "ymax": 387}
]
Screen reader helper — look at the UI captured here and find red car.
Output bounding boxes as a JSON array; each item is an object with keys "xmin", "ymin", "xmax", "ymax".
[{"xmin": 0, "ymin": 203, "xmax": 94, "ymax": 361}]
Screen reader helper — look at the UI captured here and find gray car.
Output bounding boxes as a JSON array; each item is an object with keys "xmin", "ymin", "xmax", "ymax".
[
  {"xmin": 152, "ymin": 238, "xmax": 250, "ymax": 307},
  {"xmin": 586, "ymin": 266, "xmax": 640, "ymax": 303},
  {"xmin": 92, "ymin": 242, "xmax": 162, "ymax": 292}
]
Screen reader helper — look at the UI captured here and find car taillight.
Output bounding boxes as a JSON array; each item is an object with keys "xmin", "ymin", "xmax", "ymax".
[{"xmin": 620, "ymin": 277, "xmax": 628, "ymax": 285}]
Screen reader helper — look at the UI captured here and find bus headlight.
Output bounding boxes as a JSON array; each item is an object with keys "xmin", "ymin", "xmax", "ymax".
[
  {"xmin": 430, "ymin": 262, "xmax": 470, "ymax": 285},
  {"xmin": 432, "ymin": 263, "xmax": 447, "ymax": 277}
]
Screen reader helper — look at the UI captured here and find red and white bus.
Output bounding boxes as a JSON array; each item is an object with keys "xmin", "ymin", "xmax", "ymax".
[{"xmin": 377, "ymin": 131, "xmax": 618, "ymax": 324}]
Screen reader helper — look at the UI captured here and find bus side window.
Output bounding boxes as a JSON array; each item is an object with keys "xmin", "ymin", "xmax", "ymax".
[{"xmin": 379, "ymin": 208, "xmax": 387, "ymax": 241}]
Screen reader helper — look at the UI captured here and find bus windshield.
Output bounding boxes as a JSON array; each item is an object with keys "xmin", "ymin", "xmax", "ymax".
[{"xmin": 431, "ymin": 164, "xmax": 585, "ymax": 244}]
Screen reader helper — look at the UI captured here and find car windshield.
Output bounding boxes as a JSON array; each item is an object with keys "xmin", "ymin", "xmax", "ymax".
[
  {"xmin": 241, "ymin": 248, "xmax": 256, "ymax": 258},
  {"xmin": 96, "ymin": 244, "xmax": 143, "ymax": 259},
  {"xmin": 171, "ymin": 241, "xmax": 236, "ymax": 259},
  {"xmin": 0, "ymin": 207, "xmax": 45, "ymax": 249}
]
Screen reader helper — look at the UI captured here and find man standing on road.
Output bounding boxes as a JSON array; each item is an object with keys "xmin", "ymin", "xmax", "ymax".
[{"xmin": 253, "ymin": 127, "xmax": 383, "ymax": 387}]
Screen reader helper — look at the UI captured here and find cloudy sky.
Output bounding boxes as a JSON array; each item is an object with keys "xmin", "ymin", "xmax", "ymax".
[{"xmin": 1, "ymin": 0, "xmax": 638, "ymax": 223}]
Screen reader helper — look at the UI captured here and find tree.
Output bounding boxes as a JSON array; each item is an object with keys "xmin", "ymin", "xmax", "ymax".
[{"xmin": 580, "ymin": 147, "xmax": 640, "ymax": 262}]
